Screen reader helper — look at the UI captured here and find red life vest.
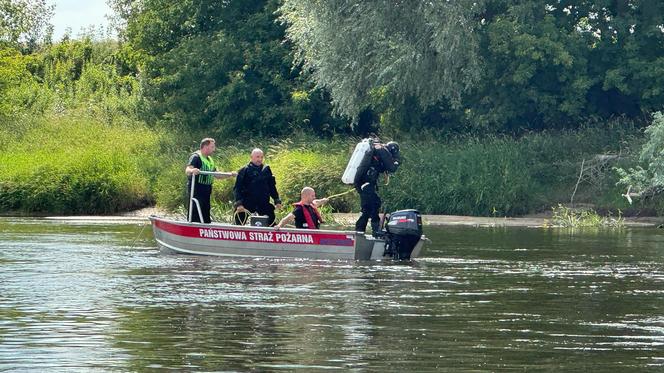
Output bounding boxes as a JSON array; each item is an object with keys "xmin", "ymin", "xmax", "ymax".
[{"xmin": 293, "ymin": 201, "xmax": 323, "ymax": 229}]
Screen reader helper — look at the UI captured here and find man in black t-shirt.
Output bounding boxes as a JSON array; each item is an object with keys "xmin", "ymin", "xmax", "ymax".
[
  {"xmin": 185, "ymin": 138, "xmax": 236, "ymax": 223},
  {"xmin": 275, "ymin": 187, "xmax": 329, "ymax": 229}
]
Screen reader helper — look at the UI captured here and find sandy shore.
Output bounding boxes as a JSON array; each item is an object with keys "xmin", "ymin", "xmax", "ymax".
[
  {"xmin": 332, "ymin": 213, "xmax": 661, "ymax": 228},
  {"xmin": 34, "ymin": 207, "xmax": 663, "ymax": 228}
]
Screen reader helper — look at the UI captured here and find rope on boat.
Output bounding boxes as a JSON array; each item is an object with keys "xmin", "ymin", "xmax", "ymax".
[
  {"xmin": 233, "ymin": 208, "xmax": 254, "ymax": 226},
  {"xmin": 325, "ymin": 188, "xmax": 355, "ymax": 200},
  {"xmin": 231, "ymin": 188, "xmax": 354, "ymax": 226},
  {"xmin": 130, "ymin": 223, "xmax": 149, "ymax": 248}
]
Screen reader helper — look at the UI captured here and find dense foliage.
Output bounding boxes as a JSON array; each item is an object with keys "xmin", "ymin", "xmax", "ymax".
[
  {"xmin": 111, "ymin": 0, "xmax": 348, "ymax": 137},
  {"xmin": 280, "ymin": 0, "xmax": 664, "ymax": 133},
  {"xmin": 0, "ymin": 34, "xmax": 162, "ymax": 214},
  {"xmin": 616, "ymin": 112, "xmax": 664, "ymax": 201},
  {"xmin": 1, "ymin": 0, "xmax": 663, "ymax": 216}
]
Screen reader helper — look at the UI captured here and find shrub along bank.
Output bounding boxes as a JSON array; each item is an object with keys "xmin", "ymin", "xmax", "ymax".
[
  {"xmin": 0, "ymin": 113, "xmax": 163, "ymax": 214},
  {"xmin": 155, "ymin": 120, "xmax": 640, "ymax": 219},
  {"xmin": 0, "ymin": 116, "xmax": 642, "ymax": 217}
]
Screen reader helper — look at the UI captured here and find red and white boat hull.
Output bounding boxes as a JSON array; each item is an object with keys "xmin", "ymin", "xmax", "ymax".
[{"xmin": 149, "ymin": 216, "xmax": 425, "ymax": 260}]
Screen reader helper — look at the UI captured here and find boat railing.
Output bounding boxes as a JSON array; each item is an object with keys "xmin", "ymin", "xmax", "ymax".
[{"xmin": 189, "ymin": 171, "xmax": 234, "ymax": 222}]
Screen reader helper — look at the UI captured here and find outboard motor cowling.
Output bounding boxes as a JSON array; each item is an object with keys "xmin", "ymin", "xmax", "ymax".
[{"xmin": 384, "ymin": 209, "xmax": 422, "ymax": 260}]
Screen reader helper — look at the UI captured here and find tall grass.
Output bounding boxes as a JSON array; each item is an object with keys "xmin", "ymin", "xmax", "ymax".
[
  {"xmin": 548, "ymin": 204, "xmax": 624, "ymax": 228},
  {"xmin": 153, "ymin": 121, "xmax": 639, "ymax": 218},
  {"xmin": 0, "ymin": 114, "xmax": 165, "ymax": 214},
  {"xmin": 0, "ymin": 37, "xmax": 166, "ymax": 215},
  {"xmin": 0, "ymin": 112, "xmax": 641, "ymax": 217},
  {"xmin": 381, "ymin": 122, "xmax": 639, "ymax": 216}
]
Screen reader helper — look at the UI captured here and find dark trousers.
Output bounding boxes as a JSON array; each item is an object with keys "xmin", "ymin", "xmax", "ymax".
[
  {"xmin": 355, "ymin": 185, "xmax": 381, "ymax": 233},
  {"xmin": 188, "ymin": 184, "xmax": 212, "ymax": 223},
  {"xmin": 234, "ymin": 204, "xmax": 276, "ymax": 226}
]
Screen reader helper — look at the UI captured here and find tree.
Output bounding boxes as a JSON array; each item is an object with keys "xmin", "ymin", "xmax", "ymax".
[
  {"xmin": 280, "ymin": 1, "xmax": 664, "ymax": 132},
  {"xmin": 0, "ymin": 0, "xmax": 53, "ymax": 52},
  {"xmin": 279, "ymin": 0, "xmax": 483, "ymax": 121},
  {"xmin": 467, "ymin": 0, "xmax": 664, "ymax": 131},
  {"xmin": 111, "ymin": 0, "xmax": 346, "ymax": 137}
]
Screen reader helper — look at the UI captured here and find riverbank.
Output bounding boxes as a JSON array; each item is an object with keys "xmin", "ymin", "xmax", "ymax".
[
  {"xmin": 35, "ymin": 207, "xmax": 663, "ymax": 228},
  {"xmin": 2, "ymin": 119, "xmax": 649, "ymax": 218},
  {"xmin": 334, "ymin": 213, "xmax": 662, "ymax": 228}
]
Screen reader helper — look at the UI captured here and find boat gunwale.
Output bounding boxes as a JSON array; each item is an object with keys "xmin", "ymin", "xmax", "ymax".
[{"xmin": 148, "ymin": 214, "xmax": 360, "ymax": 237}]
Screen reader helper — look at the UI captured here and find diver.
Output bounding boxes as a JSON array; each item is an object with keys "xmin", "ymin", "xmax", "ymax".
[{"xmin": 354, "ymin": 140, "xmax": 400, "ymax": 234}]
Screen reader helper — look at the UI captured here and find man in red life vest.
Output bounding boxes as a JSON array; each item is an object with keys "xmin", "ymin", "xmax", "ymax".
[{"xmin": 275, "ymin": 187, "xmax": 329, "ymax": 229}]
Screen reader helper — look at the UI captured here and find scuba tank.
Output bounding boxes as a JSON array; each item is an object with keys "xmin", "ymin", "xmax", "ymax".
[{"xmin": 342, "ymin": 138, "xmax": 374, "ymax": 184}]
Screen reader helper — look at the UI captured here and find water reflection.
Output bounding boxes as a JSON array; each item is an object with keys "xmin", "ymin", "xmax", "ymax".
[
  {"xmin": 109, "ymin": 258, "xmax": 428, "ymax": 370},
  {"xmin": 0, "ymin": 219, "xmax": 663, "ymax": 370}
]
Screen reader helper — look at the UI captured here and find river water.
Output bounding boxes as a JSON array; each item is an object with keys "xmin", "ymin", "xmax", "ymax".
[{"xmin": 1, "ymin": 218, "xmax": 663, "ymax": 371}]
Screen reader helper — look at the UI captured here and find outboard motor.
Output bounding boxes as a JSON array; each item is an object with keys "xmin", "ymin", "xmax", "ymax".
[{"xmin": 383, "ymin": 209, "xmax": 422, "ymax": 260}]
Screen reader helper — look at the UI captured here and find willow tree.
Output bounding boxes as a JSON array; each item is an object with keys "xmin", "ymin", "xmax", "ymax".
[
  {"xmin": 0, "ymin": 0, "xmax": 53, "ymax": 51},
  {"xmin": 278, "ymin": 0, "xmax": 483, "ymax": 120}
]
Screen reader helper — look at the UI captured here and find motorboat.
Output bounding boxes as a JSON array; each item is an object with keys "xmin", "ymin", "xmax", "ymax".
[{"xmin": 149, "ymin": 171, "xmax": 426, "ymax": 260}]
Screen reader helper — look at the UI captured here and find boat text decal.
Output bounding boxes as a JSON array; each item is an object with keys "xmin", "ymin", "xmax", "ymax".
[
  {"xmin": 155, "ymin": 220, "xmax": 353, "ymax": 246},
  {"xmin": 199, "ymin": 228, "xmax": 314, "ymax": 244}
]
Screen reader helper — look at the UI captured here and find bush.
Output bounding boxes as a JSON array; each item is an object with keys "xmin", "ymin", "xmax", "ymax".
[
  {"xmin": 382, "ymin": 120, "xmax": 639, "ymax": 216},
  {"xmin": 151, "ymin": 121, "xmax": 641, "ymax": 218},
  {"xmin": 0, "ymin": 114, "xmax": 164, "ymax": 214},
  {"xmin": 548, "ymin": 204, "xmax": 624, "ymax": 228}
]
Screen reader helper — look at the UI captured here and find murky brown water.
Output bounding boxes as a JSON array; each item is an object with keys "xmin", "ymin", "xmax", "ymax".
[{"xmin": 1, "ymin": 218, "xmax": 663, "ymax": 371}]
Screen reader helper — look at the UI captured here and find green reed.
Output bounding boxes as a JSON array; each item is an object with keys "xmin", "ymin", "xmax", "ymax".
[
  {"xmin": 548, "ymin": 204, "xmax": 624, "ymax": 228},
  {"xmin": 1, "ymin": 116, "xmax": 641, "ymax": 217},
  {"xmin": 0, "ymin": 113, "xmax": 164, "ymax": 214}
]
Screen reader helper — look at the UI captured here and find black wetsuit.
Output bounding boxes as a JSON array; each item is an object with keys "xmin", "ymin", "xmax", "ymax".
[
  {"xmin": 233, "ymin": 162, "xmax": 281, "ymax": 226},
  {"xmin": 186, "ymin": 152, "xmax": 216, "ymax": 223},
  {"xmin": 354, "ymin": 147, "xmax": 398, "ymax": 233}
]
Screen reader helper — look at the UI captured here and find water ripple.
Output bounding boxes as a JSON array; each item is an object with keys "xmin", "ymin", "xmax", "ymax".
[{"xmin": 1, "ymin": 220, "xmax": 663, "ymax": 370}]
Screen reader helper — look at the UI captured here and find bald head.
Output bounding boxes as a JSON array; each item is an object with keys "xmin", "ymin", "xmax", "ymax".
[
  {"xmin": 301, "ymin": 187, "xmax": 316, "ymax": 204},
  {"xmin": 250, "ymin": 148, "xmax": 264, "ymax": 166}
]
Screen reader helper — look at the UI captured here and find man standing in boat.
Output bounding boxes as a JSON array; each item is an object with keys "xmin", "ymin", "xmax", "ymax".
[
  {"xmin": 275, "ymin": 187, "xmax": 329, "ymax": 229},
  {"xmin": 233, "ymin": 148, "xmax": 282, "ymax": 226},
  {"xmin": 185, "ymin": 138, "xmax": 236, "ymax": 223},
  {"xmin": 354, "ymin": 141, "xmax": 400, "ymax": 234}
]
